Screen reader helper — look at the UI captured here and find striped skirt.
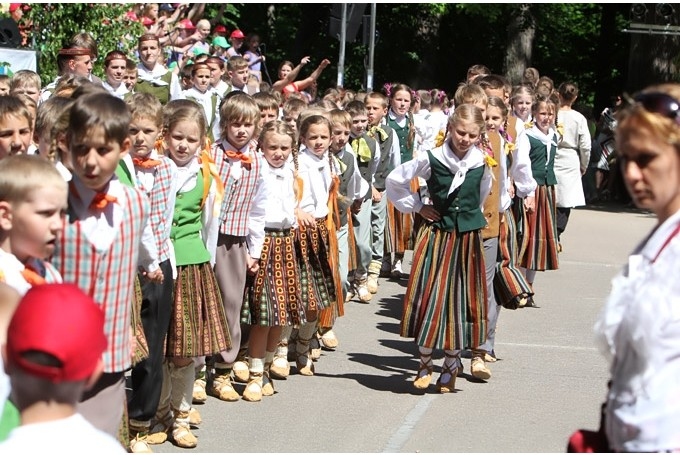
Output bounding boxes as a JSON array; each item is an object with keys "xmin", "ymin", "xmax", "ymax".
[
  {"xmin": 519, "ymin": 185, "xmax": 560, "ymax": 271},
  {"xmin": 165, "ymin": 262, "xmax": 231, "ymax": 358},
  {"xmin": 131, "ymin": 275, "xmax": 149, "ymax": 365},
  {"xmin": 494, "ymin": 209, "xmax": 534, "ymax": 309},
  {"xmin": 385, "ymin": 178, "xmax": 419, "ymax": 254},
  {"xmin": 295, "ymin": 218, "xmax": 337, "ymax": 321},
  {"xmin": 401, "ymin": 224, "xmax": 487, "ymax": 351},
  {"xmin": 241, "ymin": 229, "xmax": 306, "ymax": 327}
]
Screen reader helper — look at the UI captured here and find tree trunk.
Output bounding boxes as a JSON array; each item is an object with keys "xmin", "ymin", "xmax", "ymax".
[{"xmin": 504, "ymin": 4, "xmax": 535, "ymax": 85}]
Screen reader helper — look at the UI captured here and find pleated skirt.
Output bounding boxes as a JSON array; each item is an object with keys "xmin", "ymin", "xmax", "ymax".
[
  {"xmin": 401, "ymin": 224, "xmax": 487, "ymax": 350},
  {"xmin": 384, "ymin": 178, "xmax": 419, "ymax": 254},
  {"xmin": 519, "ymin": 185, "xmax": 560, "ymax": 271},
  {"xmin": 295, "ymin": 217, "xmax": 337, "ymax": 321},
  {"xmin": 131, "ymin": 275, "xmax": 149, "ymax": 365},
  {"xmin": 165, "ymin": 262, "xmax": 232, "ymax": 358},
  {"xmin": 241, "ymin": 229, "xmax": 306, "ymax": 327},
  {"xmin": 494, "ymin": 209, "xmax": 534, "ymax": 309}
]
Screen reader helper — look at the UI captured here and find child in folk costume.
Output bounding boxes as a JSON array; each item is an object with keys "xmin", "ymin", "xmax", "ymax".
[
  {"xmin": 384, "ymin": 83, "xmax": 416, "ymax": 278},
  {"xmin": 151, "ymin": 100, "xmax": 230, "ymax": 448},
  {"xmin": 124, "ymin": 92, "xmax": 180, "ymax": 452},
  {"xmin": 51, "ymin": 93, "xmax": 157, "ymax": 438},
  {"xmin": 324, "ymin": 108, "xmax": 364, "ymax": 348},
  {"xmin": 240, "ymin": 120, "xmax": 307, "ymax": 401},
  {"xmin": 293, "ymin": 114, "xmax": 341, "ymax": 376},
  {"xmin": 517, "ymin": 94, "xmax": 561, "ymax": 305},
  {"xmin": 484, "ymin": 96, "xmax": 536, "ymax": 312},
  {"xmin": 344, "ymin": 100, "xmax": 379, "ymax": 303},
  {"xmin": 509, "ymin": 84, "xmax": 535, "ymax": 142},
  {"xmin": 386, "ymin": 104, "xmax": 493, "ymax": 393},
  {"xmin": 364, "ymin": 92, "xmax": 400, "ymax": 294},
  {"xmin": 208, "ymin": 92, "xmax": 267, "ymax": 402}
]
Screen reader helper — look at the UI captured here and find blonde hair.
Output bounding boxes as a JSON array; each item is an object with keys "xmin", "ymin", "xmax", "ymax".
[
  {"xmin": 162, "ymin": 99, "xmax": 207, "ymax": 151},
  {"xmin": 329, "ymin": 108, "xmax": 351, "ymax": 130},
  {"xmin": 0, "ymin": 95, "xmax": 33, "ymax": 131},
  {"xmin": 218, "ymin": 92, "xmax": 260, "ymax": 137},
  {"xmin": 454, "ymin": 82, "xmax": 488, "ymax": 107},
  {"xmin": 227, "ymin": 56, "xmax": 249, "ymax": 72},
  {"xmin": 448, "ymin": 103, "xmax": 486, "ymax": 135},
  {"xmin": 125, "ymin": 92, "xmax": 163, "ymax": 127},
  {"xmin": 0, "ymin": 154, "xmax": 67, "ymax": 204},
  {"xmin": 9, "ymin": 70, "xmax": 41, "ymax": 93}
]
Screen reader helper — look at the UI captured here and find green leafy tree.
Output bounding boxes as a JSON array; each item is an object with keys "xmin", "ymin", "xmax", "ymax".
[{"xmin": 25, "ymin": 3, "xmax": 143, "ymax": 86}]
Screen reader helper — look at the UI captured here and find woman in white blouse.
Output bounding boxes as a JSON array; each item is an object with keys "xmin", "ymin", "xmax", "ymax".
[{"xmin": 594, "ymin": 84, "xmax": 680, "ymax": 452}]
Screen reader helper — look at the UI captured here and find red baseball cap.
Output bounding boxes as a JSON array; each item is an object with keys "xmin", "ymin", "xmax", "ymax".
[
  {"xmin": 230, "ymin": 29, "xmax": 245, "ymax": 40},
  {"xmin": 179, "ymin": 19, "xmax": 196, "ymax": 30},
  {"xmin": 9, "ymin": 3, "xmax": 21, "ymax": 13},
  {"xmin": 214, "ymin": 25, "xmax": 227, "ymax": 35},
  {"xmin": 6, "ymin": 284, "xmax": 107, "ymax": 383}
]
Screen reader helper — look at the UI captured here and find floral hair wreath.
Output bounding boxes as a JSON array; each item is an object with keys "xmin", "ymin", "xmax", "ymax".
[
  {"xmin": 430, "ymin": 89, "xmax": 447, "ymax": 104},
  {"xmin": 383, "ymin": 82, "xmax": 393, "ymax": 98}
]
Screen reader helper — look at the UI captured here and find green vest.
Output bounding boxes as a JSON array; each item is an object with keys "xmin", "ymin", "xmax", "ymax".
[
  {"xmin": 426, "ymin": 150, "xmax": 486, "ymax": 233},
  {"xmin": 135, "ymin": 71, "xmax": 174, "ymax": 105},
  {"xmin": 115, "ymin": 160, "xmax": 135, "ymax": 187},
  {"xmin": 387, "ymin": 116, "xmax": 414, "ymax": 164},
  {"xmin": 527, "ymin": 133, "xmax": 558, "ymax": 186},
  {"xmin": 372, "ymin": 124, "xmax": 395, "ymax": 190},
  {"xmin": 335, "ymin": 151, "xmax": 356, "ymax": 227},
  {"xmin": 170, "ymin": 172, "xmax": 212, "ymax": 266}
]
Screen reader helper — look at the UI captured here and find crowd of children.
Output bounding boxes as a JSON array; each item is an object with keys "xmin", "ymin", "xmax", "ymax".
[{"xmin": 0, "ymin": 15, "xmax": 594, "ymax": 451}]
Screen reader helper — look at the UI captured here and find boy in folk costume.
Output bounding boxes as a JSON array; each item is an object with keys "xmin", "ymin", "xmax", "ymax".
[
  {"xmin": 51, "ymin": 93, "xmax": 159, "ymax": 438},
  {"xmin": 207, "ymin": 92, "xmax": 267, "ymax": 402},
  {"xmin": 124, "ymin": 93, "xmax": 179, "ymax": 452}
]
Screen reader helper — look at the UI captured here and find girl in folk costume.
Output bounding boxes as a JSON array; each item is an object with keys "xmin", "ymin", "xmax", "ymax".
[
  {"xmin": 383, "ymin": 83, "xmax": 416, "ymax": 278},
  {"xmin": 152, "ymin": 100, "xmax": 230, "ymax": 448},
  {"xmin": 485, "ymin": 97, "xmax": 537, "ymax": 311},
  {"xmin": 509, "ymin": 84, "xmax": 535, "ymax": 142},
  {"xmin": 517, "ymin": 94, "xmax": 561, "ymax": 304},
  {"xmin": 292, "ymin": 114, "xmax": 342, "ymax": 376},
  {"xmin": 182, "ymin": 62, "xmax": 222, "ymax": 143},
  {"xmin": 241, "ymin": 121, "xmax": 307, "ymax": 400},
  {"xmin": 386, "ymin": 104, "xmax": 493, "ymax": 393}
]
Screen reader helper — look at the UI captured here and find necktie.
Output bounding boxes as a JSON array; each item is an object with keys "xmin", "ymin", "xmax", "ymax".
[
  {"xmin": 368, "ymin": 125, "xmax": 388, "ymax": 142},
  {"xmin": 90, "ymin": 192, "xmax": 118, "ymax": 210},
  {"xmin": 225, "ymin": 149, "xmax": 253, "ymax": 165},
  {"xmin": 351, "ymin": 137, "xmax": 372, "ymax": 163},
  {"xmin": 133, "ymin": 157, "xmax": 162, "ymax": 169},
  {"xmin": 21, "ymin": 266, "xmax": 46, "ymax": 286}
]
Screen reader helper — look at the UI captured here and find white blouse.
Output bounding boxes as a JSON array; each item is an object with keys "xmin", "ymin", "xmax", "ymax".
[
  {"xmin": 594, "ymin": 209, "xmax": 680, "ymax": 452},
  {"xmin": 297, "ymin": 147, "xmax": 334, "ymax": 219}
]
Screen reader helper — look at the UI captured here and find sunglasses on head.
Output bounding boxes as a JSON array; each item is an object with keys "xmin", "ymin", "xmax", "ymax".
[{"xmin": 631, "ymin": 92, "xmax": 680, "ymax": 124}]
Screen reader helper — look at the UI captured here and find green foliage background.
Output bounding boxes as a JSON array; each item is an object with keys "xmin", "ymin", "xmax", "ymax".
[
  {"xmin": 25, "ymin": 3, "xmax": 143, "ymax": 86},
  {"xmin": 18, "ymin": 3, "xmax": 635, "ymax": 114}
]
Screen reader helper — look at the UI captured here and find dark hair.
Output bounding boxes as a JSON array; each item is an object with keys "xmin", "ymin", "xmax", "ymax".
[{"xmin": 67, "ymin": 93, "xmax": 131, "ymax": 146}]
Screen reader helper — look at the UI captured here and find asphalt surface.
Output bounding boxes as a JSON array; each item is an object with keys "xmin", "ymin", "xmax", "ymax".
[{"xmin": 151, "ymin": 202, "xmax": 657, "ymax": 453}]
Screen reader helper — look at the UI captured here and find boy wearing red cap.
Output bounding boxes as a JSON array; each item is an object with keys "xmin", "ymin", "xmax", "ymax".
[
  {"xmin": 0, "ymin": 283, "xmax": 126, "ymax": 453},
  {"xmin": 0, "ymin": 155, "xmax": 67, "ymax": 296}
]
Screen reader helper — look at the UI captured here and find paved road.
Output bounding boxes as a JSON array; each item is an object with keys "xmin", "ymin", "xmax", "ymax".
[{"xmin": 153, "ymin": 203, "xmax": 656, "ymax": 453}]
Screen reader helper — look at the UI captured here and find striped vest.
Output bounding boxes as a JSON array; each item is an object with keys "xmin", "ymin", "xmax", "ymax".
[
  {"xmin": 135, "ymin": 157, "xmax": 175, "ymax": 263},
  {"xmin": 52, "ymin": 185, "xmax": 149, "ymax": 373},
  {"xmin": 211, "ymin": 142, "xmax": 263, "ymax": 237}
]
